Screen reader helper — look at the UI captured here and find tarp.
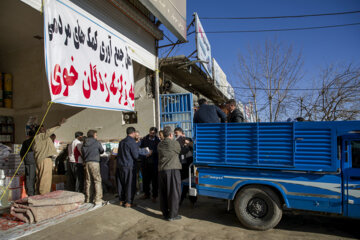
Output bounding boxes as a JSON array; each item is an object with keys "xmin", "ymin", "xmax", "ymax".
[
  {"xmin": 44, "ymin": 0, "xmax": 135, "ymax": 111},
  {"xmin": 10, "ymin": 190, "xmax": 84, "ymax": 224}
]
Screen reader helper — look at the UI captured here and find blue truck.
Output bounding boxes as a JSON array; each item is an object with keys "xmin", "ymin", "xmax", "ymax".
[{"xmin": 188, "ymin": 121, "xmax": 360, "ymax": 230}]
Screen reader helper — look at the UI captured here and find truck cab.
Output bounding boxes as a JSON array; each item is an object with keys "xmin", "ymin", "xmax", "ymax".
[{"xmin": 342, "ymin": 134, "xmax": 360, "ymax": 217}]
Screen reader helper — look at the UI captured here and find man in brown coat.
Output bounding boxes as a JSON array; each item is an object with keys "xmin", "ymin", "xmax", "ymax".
[
  {"xmin": 157, "ymin": 126, "xmax": 182, "ymax": 221},
  {"xmin": 33, "ymin": 118, "xmax": 66, "ymax": 195}
]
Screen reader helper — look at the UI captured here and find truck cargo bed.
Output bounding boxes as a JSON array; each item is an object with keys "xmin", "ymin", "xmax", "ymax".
[{"xmin": 194, "ymin": 121, "xmax": 360, "ymax": 172}]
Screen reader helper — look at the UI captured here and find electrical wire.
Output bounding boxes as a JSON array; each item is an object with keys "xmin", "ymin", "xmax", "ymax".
[
  {"xmin": 219, "ymin": 85, "xmax": 359, "ymax": 91},
  {"xmin": 202, "ymin": 22, "xmax": 360, "ymax": 33},
  {"xmin": 201, "ymin": 10, "xmax": 360, "ymax": 20}
]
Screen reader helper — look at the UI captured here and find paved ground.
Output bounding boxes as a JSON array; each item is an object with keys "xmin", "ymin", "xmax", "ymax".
[{"xmin": 20, "ymin": 196, "xmax": 359, "ymax": 240}]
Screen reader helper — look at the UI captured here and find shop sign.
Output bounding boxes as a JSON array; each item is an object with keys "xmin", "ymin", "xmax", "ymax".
[
  {"xmin": 213, "ymin": 58, "xmax": 234, "ymax": 99},
  {"xmin": 44, "ymin": 0, "xmax": 135, "ymax": 111},
  {"xmin": 212, "ymin": 58, "xmax": 224, "ymax": 89},
  {"xmin": 195, "ymin": 13, "xmax": 212, "ymax": 78}
]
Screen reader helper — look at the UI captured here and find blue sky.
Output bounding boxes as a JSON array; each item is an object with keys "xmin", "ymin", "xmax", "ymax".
[{"xmin": 159, "ymin": 0, "xmax": 360, "ymax": 96}]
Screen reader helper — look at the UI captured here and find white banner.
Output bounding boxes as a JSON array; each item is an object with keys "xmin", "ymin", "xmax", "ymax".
[
  {"xmin": 44, "ymin": 0, "xmax": 135, "ymax": 111},
  {"xmin": 212, "ymin": 58, "xmax": 224, "ymax": 89},
  {"xmin": 195, "ymin": 13, "xmax": 212, "ymax": 78}
]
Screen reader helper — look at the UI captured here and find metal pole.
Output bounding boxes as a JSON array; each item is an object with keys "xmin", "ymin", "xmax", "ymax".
[{"xmin": 155, "ymin": 40, "xmax": 161, "ymax": 130}]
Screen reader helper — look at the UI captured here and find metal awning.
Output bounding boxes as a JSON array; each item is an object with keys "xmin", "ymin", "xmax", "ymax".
[{"xmin": 160, "ymin": 55, "xmax": 228, "ymax": 104}]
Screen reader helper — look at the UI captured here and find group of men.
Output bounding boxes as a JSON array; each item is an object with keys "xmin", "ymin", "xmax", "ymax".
[
  {"xmin": 116, "ymin": 126, "xmax": 194, "ymax": 221},
  {"xmin": 20, "ymin": 97, "xmax": 242, "ymax": 220},
  {"xmin": 194, "ymin": 98, "xmax": 244, "ymax": 124},
  {"xmin": 21, "ymin": 120, "xmax": 105, "ymax": 205}
]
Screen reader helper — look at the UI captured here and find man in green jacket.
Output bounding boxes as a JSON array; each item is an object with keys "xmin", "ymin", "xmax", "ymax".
[{"xmin": 157, "ymin": 126, "xmax": 182, "ymax": 221}]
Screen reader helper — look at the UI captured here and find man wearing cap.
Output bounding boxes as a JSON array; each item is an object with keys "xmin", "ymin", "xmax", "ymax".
[{"xmin": 157, "ymin": 126, "xmax": 182, "ymax": 221}]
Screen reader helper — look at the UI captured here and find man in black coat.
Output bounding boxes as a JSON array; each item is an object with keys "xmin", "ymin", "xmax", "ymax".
[
  {"xmin": 174, "ymin": 127, "xmax": 197, "ymax": 205},
  {"xmin": 117, "ymin": 127, "xmax": 139, "ymax": 208},
  {"xmin": 140, "ymin": 127, "xmax": 160, "ymax": 201},
  {"xmin": 20, "ymin": 129, "xmax": 36, "ymax": 196},
  {"xmin": 193, "ymin": 98, "xmax": 227, "ymax": 124},
  {"xmin": 227, "ymin": 99, "xmax": 244, "ymax": 123}
]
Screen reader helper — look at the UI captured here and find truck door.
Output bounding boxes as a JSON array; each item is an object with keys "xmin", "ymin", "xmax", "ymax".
[{"xmin": 343, "ymin": 137, "xmax": 360, "ymax": 218}]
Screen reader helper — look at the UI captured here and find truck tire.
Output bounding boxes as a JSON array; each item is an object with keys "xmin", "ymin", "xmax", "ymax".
[{"xmin": 234, "ymin": 186, "xmax": 282, "ymax": 230}]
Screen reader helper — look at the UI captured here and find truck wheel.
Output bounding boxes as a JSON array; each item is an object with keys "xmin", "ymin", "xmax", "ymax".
[{"xmin": 234, "ymin": 186, "xmax": 282, "ymax": 231}]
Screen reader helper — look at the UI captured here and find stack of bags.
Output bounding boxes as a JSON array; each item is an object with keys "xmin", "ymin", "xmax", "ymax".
[
  {"xmin": 0, "ymin": 144, "xmax": 24, "ymax": 176},
  {"xmin": 7, "ymin": 154, "xmax": 24, "ymax": 175},
  {"xmin": 0, "ymin": 143, "xmax": 26, "ymax": 206}
]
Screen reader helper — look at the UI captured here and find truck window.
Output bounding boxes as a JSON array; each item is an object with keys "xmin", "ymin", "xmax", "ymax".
[{"xmin": 352, "ymin": 140, "xmax": 360, "ymax": 168}]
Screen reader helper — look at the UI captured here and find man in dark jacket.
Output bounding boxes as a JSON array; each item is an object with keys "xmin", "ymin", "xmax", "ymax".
[
  {"xmin": 140, "ymin": 127, "xmax": 160, "ymax": 202},
  {"xmin": 20, "ymin": 129, "xmax": 36, "ymax": 196},
  {"xmin": 227, "ymin": 99, "xmax": 244, "ymax": 123},
  {"xmin": 194, "ymin": 98, "xmax": 227, "ymax": 123},
  {"xmin": 82, "ymin": 130, "xmax": 104, "ymax": 205},
  {"xmin": 157, "ymin": 126, "xmax": 182, "ymax": 221},
  {"xmin": 117, "ymin": 127, "xmax": 139, "ymax": 208}
]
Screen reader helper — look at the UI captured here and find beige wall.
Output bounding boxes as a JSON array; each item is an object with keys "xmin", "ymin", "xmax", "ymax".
[{"xmin": 0, "ymin": 44, "xmax": 155, "ymax": 144}]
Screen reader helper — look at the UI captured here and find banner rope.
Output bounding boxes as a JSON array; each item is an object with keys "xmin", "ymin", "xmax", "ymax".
[{"xmin": 0, "ymin": 101, "xmax": 54, "ymax": 202}]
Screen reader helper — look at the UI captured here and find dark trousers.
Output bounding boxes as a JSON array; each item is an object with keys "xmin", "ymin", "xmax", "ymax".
[
  {"xmin": 68, "ymin": 162, "xmax": 84, "ymax": 192},
  {"xmin": 142, "ymin": 162, "xmax": 158, "ymax": 198},
  {"xmin": 159, "ymin": 169, "xmax": 181, "ymax": 219},
  {"xmin": 116, "ymin": 167, "xmax": 136, "ymax": 204},
  {"xmin": 25, "ymin": 164, "xmax": 36, "ymax": 196}
]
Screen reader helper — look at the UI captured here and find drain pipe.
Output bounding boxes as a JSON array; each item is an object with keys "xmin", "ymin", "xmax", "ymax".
[{"xmin": 154, "ymin": 40, "xmax": 161, "ymax": 129}]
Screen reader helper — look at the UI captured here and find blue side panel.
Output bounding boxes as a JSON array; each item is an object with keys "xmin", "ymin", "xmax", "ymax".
[
  {"xmin": 226, "ymin": 123, "xmax": 257, "ymax": 165},
  {"xmin": 196, "ymin": 167, "xmax": 343, "ymax": 214},
  {"xmin": 196, "ymin": 124, "xmax": 225, "ymax": 163},
  {"xmin": 295, "ymin": 127, "xmax": 333, "ymax": 169},
  {"xmin": 258, "ymin": 123, "xmax": 293, "ymax": 166}
]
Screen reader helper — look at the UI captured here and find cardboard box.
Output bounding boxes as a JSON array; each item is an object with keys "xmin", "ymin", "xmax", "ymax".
[
  {"xmin": 51, "ymin": 182, "xmax": 64, "ymax": 192},
  {"xmin": 4, "ymin": 175, "xmax": 24, "ymax": 188},
  {"xmin": 52, "ymin": 175, "xmax": 67, "ymax": 184}
]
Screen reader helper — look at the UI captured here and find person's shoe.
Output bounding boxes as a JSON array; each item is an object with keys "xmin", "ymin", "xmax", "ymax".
[
  {"xmin": 151, "ymin": 197, "xmax": 157, "ymax": 203},
  {"xmin": 124, "ymin": 203, "xmax": 132, "ymax": 208},
  {"xmin": 167, "ymin": 215, "xmax": 182, "ymax": 221},
  {"xmin": 140, "ymin": 195, "xmax": 150, "ymax": 200},
  {"xmin": 119, "ymin": 201, "xmax": 125, "ymax": 206}
]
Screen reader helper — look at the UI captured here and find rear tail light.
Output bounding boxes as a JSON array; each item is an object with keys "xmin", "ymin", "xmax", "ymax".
[{"xmin": 195, "ymin": 170, "xmax": 199, "ymax": 185}]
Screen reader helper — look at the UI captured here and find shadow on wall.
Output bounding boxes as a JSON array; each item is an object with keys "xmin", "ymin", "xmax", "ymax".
[{"xmin": 14, "ymin": 103, "xmax": 84, "ymax": 144}]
